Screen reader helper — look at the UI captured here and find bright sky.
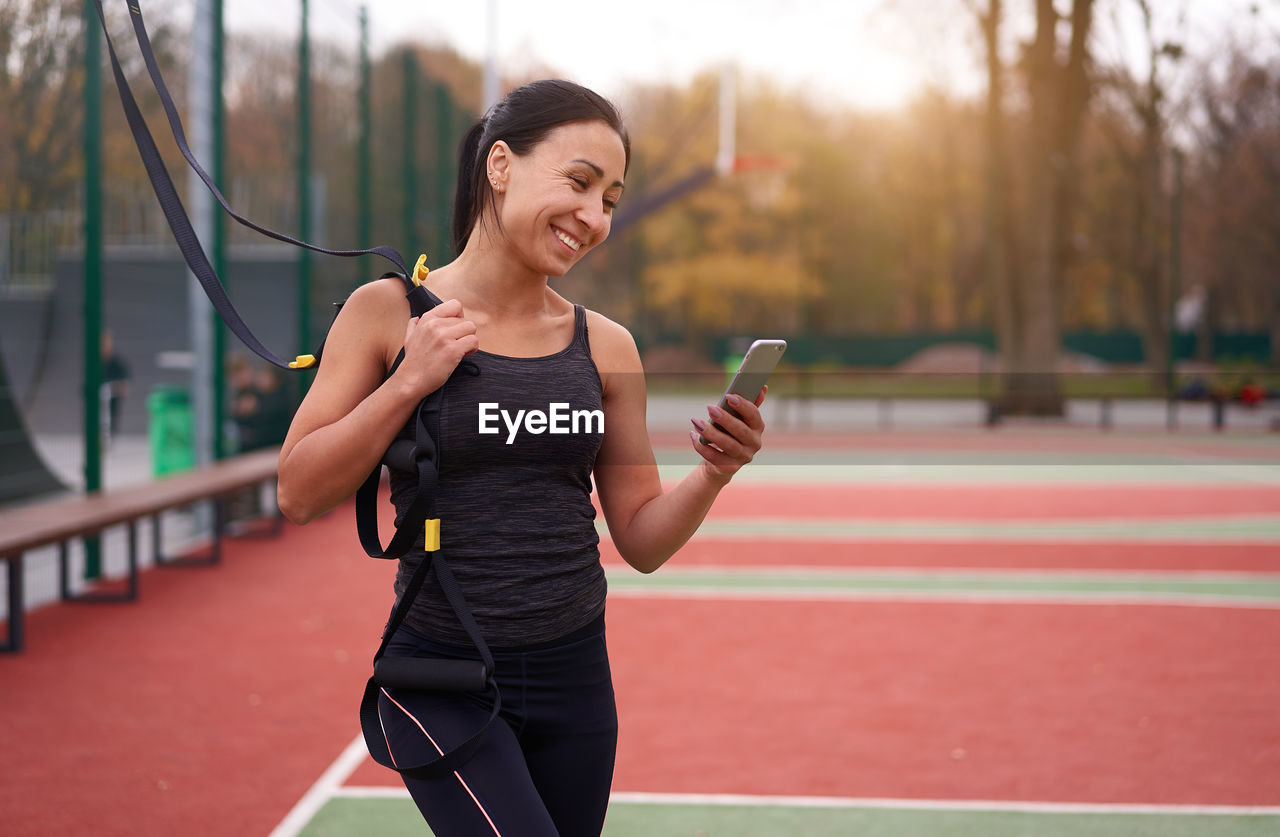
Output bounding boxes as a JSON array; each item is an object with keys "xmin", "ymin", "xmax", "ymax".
[
  {"xmin": 217, "ymin": 0, "xmax": 1280, "ymax": 115},
  {"xmin": 219, "ymin": 0, "xmax": 973, "ymax": 112}
]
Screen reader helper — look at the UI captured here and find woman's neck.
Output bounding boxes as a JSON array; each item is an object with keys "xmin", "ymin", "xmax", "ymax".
[{"xmin": 433, "ymin": 233, "xmax": 550, "ymax": 318}]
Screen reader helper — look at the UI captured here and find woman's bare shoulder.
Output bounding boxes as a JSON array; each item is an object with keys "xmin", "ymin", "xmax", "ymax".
[
  {"xmin": 324, "ymin": 276, "xmax": 411, "ymax": 366},
  {"xmin": 583, "ymin": 308, "xmax": 642, "ymax": 373},
  {"xmin": 340, "ymin": 274, "xmax": 411, "ymax": 315}
]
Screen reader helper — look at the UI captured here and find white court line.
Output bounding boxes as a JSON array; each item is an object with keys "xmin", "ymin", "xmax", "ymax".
[
  {"xmin": 628, "ymin": 565, "xmax": 1280, "ymax": 582},
  {"xmin": 268, "ymin": 733, "xmax": 368, "ymax": 837},
  {"xmin": 270, "ymin": 741, "xmax": 1280, "ymax": 836},
  {"xmin": 601, "ymin": 529, "xmax": 1280, "ymax": 546},
  {"xmin": 608, "ymin": 792, "xmax": 1280, "ymax": 816},
  {"xmin": 329, "ymin": 785, "xmax": 1280, "ymax": 816}
]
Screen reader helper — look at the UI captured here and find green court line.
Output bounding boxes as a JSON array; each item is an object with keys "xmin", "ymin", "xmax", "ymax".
[
  {"xmin": 603, "ymin": 567, "xmax": 1280, "ymax": 603},
  {"xmin": 298, "ymin": 796, "xmax": 1280, "ymax": 837},
  {"xmin": 599, "ymin": 515, "xmax": 1280, "ymax": 543},
  {"xmin": 655, "ymin": 461, "xmax": 1280, "ymax": 485}
]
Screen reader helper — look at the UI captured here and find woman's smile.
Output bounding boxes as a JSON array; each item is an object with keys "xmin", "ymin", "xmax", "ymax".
[{"xmin": 553, "ymin": 226, "xmax": 583, "ymax": 253}]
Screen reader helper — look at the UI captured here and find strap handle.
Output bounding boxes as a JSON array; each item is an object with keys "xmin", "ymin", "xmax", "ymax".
[
  {"xmin": 359, "ymin": 537, "xmax": 501, "ymax": 780},
  {"xmin": 92, "ymin": 0, "xmax": 413, "ymax": 369},
  {"xmin": 349, "ymin": 282, "xmax": 499, "ymax": 779}
]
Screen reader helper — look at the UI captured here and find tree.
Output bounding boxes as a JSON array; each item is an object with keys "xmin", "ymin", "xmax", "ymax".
[
  {"xmin": 1091, "ymin": 0, "xmax": 1188, "ymax": 385},
  {"xmin": 1000, "ymin": 0, "xmax": 1095, "ymax": 415},
  {"xmin": 973, "ymin": 0, "xmax": 1018, "ymax": 362},
  {"xmin": 1186, "ymin": 42, "xmax": 1280, "ymax": 365},
  {"xmin": 0, "ymin": 0, "xmax": 84, "ymax": 211}
]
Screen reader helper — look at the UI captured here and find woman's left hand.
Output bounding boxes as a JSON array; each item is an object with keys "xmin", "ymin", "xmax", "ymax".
[{"xmin": 690, "ymin": 386, "xmax": 767, "ymax": 482}]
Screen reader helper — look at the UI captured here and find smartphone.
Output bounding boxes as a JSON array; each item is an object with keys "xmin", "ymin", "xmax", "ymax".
[{"xmin": 700, "ymin": 339, "xmax": 787, "ymax": 444}]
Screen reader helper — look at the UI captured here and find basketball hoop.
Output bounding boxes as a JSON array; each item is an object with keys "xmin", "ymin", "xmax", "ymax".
[{"xmin": 731, "ymin": 155, "xmax": 788, "ymax": 209}]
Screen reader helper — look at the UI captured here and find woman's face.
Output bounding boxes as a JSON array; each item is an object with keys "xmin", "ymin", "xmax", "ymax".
[{"xmin": 488, "ymin": 119, "xmax": 626, "ymax": 276}]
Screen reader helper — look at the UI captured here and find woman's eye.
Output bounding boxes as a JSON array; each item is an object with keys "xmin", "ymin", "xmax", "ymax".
[{"xmin": 570, "ymin": 176, "xmax": 589, "ymax": 189}]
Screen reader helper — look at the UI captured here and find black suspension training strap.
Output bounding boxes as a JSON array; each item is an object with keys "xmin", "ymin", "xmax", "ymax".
[
  {"xmin": 92, "ymin": 0, "xmax": 412, "ymax": 369},
  {"xmin": 97, "ymin": 1, "xmax": 499, "ymax": 777},
  {"xmin": 348, "ymin": 287, "xmax": 497, "ymax": 780}
]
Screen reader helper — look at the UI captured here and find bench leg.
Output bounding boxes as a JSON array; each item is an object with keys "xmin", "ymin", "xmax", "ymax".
[
  {"xmin": 2, "ymin": 554, "xmax": 23, "ymax": 652},
  {"xmin": 154, "ymin": 498, "xmax": 224, "ymax": 567},
  {"xmin": 59, "ymin": 528, "xmax": 139, "ymax": 604},
  {"xmin": 228, "ymin": 480, "xmax": 285, "ymax": 539}
]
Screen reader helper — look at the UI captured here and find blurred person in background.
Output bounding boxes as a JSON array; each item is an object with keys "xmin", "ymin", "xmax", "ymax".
[{"xmin": 100, "ymin": 330, "xmax": 131, "ymax": 440}]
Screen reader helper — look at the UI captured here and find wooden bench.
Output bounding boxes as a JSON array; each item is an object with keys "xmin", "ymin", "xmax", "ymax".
[{"xmin": 0, "ymin": 447, "xmax": 281, "ymax": 653}]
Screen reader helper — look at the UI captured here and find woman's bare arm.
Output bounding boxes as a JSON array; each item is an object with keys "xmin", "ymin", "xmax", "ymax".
[
  {"xmin": 589, "ymin": 313, "xmax": 764, "ymax": 573},
  {"xmin": 276, "ymin": 278, "xmax": 477, "ymax": 523}
]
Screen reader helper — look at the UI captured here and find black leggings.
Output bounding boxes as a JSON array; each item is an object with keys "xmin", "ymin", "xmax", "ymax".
[{"xmin": 377, "ymin": 614, "xmax": 617, "ymax": 836}]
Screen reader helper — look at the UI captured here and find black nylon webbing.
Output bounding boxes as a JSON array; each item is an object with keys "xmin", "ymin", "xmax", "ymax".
[
  {"xmin": 93, "ymin": 0, "xmax": 411, "ymax": 368},
  {"xmin": 99, "ymin": 2, "xmax": 499, "ymax": 778}
]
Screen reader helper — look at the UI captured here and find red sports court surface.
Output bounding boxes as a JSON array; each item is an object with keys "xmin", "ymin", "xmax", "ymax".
[{"xmin": 2, "ymin": 432, "xmax": 1278, "ymax": 835}]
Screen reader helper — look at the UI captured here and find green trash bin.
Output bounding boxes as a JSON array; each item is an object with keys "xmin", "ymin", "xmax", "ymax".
[{"xmin": 147, "ymin": 386, "xmax": 194, "ymax": 477}]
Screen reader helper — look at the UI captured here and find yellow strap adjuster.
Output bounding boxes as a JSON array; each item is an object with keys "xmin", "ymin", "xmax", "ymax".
[
  {"xmin": 412, "ymin": 254, "xmax": 430, "ymax": 286},
  {"xmin": 289, "ymin": 354, "xmax": 316, "ymax": 369},
  {"xmin": 424, "ymin": 518, "xmax": 441, "ymax": 552}
]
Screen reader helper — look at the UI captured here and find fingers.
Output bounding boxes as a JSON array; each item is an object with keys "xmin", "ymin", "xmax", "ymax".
[
  {"xmin": 405, "ymin": 300, "xmax": 477, "ymax": 355},
  {"xmin": 431, "ymin": 297, "xmax": 464, "ymax": 318},
  {"xmin": 726, "ymin": 392, "xmax": 765, "ymax": 430},
  {"xmin": 690, "ymin": 391, "xmax": 766, "ymax": 477},
  {"xmin": 396, "ymin": 300, "xmax": 478, "ymax": 394},
  {"xmin": 691, "ymin": 414, "xmax": 753, "ymax": 460},
  {"xmin": 690, "ymin": 429, "xmax": 744, "ymax": 473}
]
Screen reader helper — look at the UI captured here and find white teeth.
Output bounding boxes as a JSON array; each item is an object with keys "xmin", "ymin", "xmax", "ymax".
[{"xmin": 555, "ymin": 229, "xmax": 581, "ymax": 252}]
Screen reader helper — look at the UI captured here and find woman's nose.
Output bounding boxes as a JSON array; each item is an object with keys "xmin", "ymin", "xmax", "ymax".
[{"xmin": 576, "ymin": 200, "xmax": 609, "ymax": 240}]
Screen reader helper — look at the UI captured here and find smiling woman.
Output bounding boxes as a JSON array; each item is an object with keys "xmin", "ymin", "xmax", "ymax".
[
  {"xmin": 274, "ymin": 79, "xmax": 770, "ymax": 837},
  {"xmin": 465, "ymin": 118, "xmax": 627, "ymax": 278},
  {"xmin": 450, "ymin": 81, "xmax": 630, "ymax": 262}
]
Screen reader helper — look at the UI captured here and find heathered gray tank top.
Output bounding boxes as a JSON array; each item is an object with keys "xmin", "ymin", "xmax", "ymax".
[{"xmin": 388, "ymin": 304, "xmax": 606, "ymax": 646}]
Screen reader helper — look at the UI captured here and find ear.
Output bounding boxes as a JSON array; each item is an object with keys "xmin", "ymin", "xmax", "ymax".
[{"xmin": 487, "ymin": 140, "xmax": 512, "ymax": 188}]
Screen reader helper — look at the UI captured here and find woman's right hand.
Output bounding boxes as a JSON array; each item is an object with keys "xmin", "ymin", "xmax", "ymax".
[
  {"xmin": 394, "ymin": 298, "xmax": 480, "ymax": 398},
  {"xmin": 278, "ymin": 282, "xmax": 476, "ymax": 524}
]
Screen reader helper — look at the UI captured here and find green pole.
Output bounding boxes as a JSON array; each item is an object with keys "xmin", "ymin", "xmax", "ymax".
[
  {"xmin": 212, "ymin": 0, "xmax": 228, "ymax": 458},
  {"xmin": 82, "ymin": 0, "xmax": 103, "ymax": 580},
  {"xmin": 403, "ymin": 49, "xmax": 417, "ymax": 253},
  {"xmin": 358, "ymin": 5, "xmax": 371, "ymax": 276},
  {"xmin": 434, "ymin": 83, "xmax": 452, "ymax": 260},
  {"xmin": 297, "ymin": 0, "xmax": 312, "ymax": 374}
]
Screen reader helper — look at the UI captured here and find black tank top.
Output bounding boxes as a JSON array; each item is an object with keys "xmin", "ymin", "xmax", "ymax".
[{"xmin": 388, "ymin": 305, "xmax": 606, "ymax": 646}]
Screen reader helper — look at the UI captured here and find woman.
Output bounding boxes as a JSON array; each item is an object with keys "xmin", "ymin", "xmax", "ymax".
[{"xmin": 277, "ymin": 79, "xmax": 766, "ymax": 836}]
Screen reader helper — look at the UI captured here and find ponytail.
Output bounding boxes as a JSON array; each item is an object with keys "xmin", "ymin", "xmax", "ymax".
[{"xmin": 452, "ymin": 119, "xmax": 489, "ymax": 256}]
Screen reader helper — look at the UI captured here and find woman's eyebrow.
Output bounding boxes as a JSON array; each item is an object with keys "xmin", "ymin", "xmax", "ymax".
[{"xmin": 572, "ymin": 159, "xmax": 624, "ymax": 189}]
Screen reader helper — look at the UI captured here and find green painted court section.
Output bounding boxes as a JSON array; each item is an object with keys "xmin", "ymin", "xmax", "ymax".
[
  {"xmin": 299, "ymin": 796, "xmax": 1280, "ymax": 837},
  {"xmin": 602, "ymin": 515, "xmax": 1280, "ymax": 542},
  {"xmin": 603, "ymin": 566, "xmax": 1280, "ymax": 603}
]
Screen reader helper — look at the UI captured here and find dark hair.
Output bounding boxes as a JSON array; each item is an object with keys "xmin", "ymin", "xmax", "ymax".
[{"xmin": 452, "ymin": 79, "xmax": 631, "ymax": 255}]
